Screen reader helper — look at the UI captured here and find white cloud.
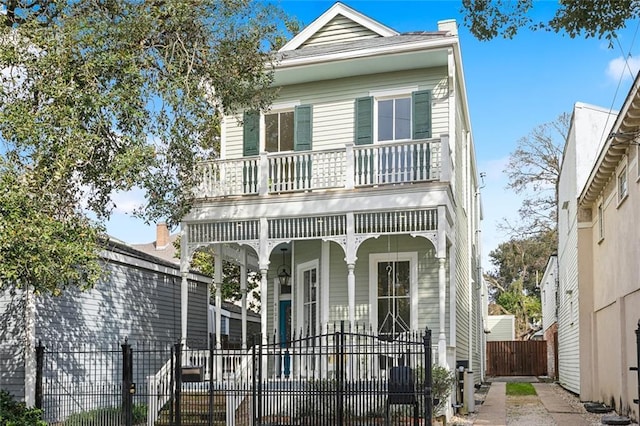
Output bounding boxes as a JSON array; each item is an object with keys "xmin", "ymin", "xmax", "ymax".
[{"xmin": 606, "ymin": 56, "xmax": 640, "ymax": 82}]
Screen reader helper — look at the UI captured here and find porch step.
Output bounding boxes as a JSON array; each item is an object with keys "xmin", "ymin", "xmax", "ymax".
[{"xmin": 155, "ymin": 392, "xmax": 226, "ymax": 426}]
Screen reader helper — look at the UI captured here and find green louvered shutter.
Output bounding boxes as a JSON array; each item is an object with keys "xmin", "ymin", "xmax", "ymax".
[
  {"xmin": 412, "ymin": 90, "xmax": 432, "ymax": 139},
  {"xmin": 243, "ymin": 110, "xmax": 260, "ymax": 156},
  {"xmin": 294, "ymin": 105, "xmax": 312, "ymax": 151},
  {"xmin": 355, "ymin": 96, "xmax": 373, "ymax": 145}
]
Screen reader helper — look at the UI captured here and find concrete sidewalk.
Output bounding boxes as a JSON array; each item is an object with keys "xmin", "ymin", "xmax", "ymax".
[
  {"xmin": 533, "ymin": 383, "xmax": 587, "ymax": 426},
  {"xmin": 473, "ymin": 381, "xmax": 506, "ymax": 425},
  {"xmin": 472, "ymin": 381, "xmax": 589, "ymax": 425}
]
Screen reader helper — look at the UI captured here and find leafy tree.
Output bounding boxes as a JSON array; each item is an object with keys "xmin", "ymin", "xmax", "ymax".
[
  {"xmin": 494, "ymin": 279, "xmax": 542, "ymax": 339},
  {"xmin": 485, "ymin": 230, "xmax": 553, "ymax": 338},
  {"xmin": 502, "ymin": 113, "xmax": 568, "ymax": 238},
  {"xmin": 486, "ymin": 229, "xmax": 557, "ymax": 298},
  {"xmin": 462, "ymin": 0, "xmax": 639, "ymax": 44},
  {"xmin": 0, "ymin": 0, "xmax": 295, "ymax": 294}
]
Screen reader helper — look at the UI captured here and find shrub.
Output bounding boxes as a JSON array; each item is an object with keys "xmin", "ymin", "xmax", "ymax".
[
  {"xmin": 64, "ymin": 404, "xmax": 147, "ymax": 426},
  {"xmin": 431, "ymin": 365, "xmax": 456, "ymax": 414},
  {"xmin": 0, "ymin": 390, "xmax": 46, "ymax": 426}
]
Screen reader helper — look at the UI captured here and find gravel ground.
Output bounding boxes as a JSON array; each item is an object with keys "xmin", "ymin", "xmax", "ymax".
[{"xmin": 439, "ymin": 381, "xmax": 639, "ymax": 426}]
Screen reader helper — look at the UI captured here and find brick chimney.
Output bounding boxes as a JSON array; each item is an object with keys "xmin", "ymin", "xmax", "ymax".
[{"xmin": 156, "ymin": 222, "xmax": 170, "ymax": 250}]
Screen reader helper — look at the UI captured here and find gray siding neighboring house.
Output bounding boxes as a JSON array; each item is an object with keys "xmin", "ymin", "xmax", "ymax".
[
  {"xmin": 0, "ymin": 239, "xmax": 210, "ymax": 403},
  {"xmin": 486, "ymin": 315, "xmax": 515, "ymax": 342}
]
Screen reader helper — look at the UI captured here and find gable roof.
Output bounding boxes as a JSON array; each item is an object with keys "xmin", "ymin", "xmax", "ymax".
[{"xmin": 279, "ymin": 2, "xmax": 398, "ymax": 52}]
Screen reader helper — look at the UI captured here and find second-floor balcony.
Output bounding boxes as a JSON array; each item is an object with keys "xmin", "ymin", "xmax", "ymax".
[{"xmin": 195, "ymin": 137, "xmax": 450, "ymax": 199}]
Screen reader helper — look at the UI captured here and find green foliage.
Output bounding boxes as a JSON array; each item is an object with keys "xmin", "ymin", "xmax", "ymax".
[
  {"xmin": 506, "ymin": 382, "xmax": 537, "ymax": 396},
  {"xmin": 63, "ymin": 404, "xmax": 147, "ymax": 426},
  {"xmin": 0, "ymin": 390, "xmax": 46, "ymax": 426},
  {"xmin": 0, "ymin": 0, "xmax": 295, "ymax": 295},
  {"xmin": 487, "ymin": 229, "xmax": 556, "ymax": 298},
  {"xmin": 431, "ymin": 365, "xmax": 456, "ymax": 414},
  {"xmin": 462, "ymin": 0, "xmax": 640, "ymax": 44},
  {"xmin": 0, "ymin": 162, "xmax": 104, "ymax": 294}
]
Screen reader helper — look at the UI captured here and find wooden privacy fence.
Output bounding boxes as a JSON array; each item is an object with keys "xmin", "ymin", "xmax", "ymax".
[{"xmin": 486, "ymin": 340, "xmax": 547, "ymax": 377}]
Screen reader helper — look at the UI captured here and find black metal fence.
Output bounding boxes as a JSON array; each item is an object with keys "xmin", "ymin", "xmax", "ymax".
[
  {"xmin": 36, "ymin": 323, "xmax": 433, "ymax": 426},
  {"xmin": 255, "ymin": 322, "xmax": 433, "ymax": 426}
]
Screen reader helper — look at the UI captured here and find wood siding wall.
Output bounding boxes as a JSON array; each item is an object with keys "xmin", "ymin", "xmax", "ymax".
[
  {"xmin": 301, "ymin": 15, "xmax": 380, "ymax": 48},
  {"xmin": 35, "ymin": 260, "xmax": 208, "ymax": 346},
  {"xmin": 486, "ymin": 340, "xmax": 548, "ymax": 377},
  {"xmin": 0, "ymin": 248, "xmax": 209, "ymax": 402},
  {"xmin": 223, "ymin": 68, "xmax": 449, "ymax": 160},
  {"xmin": 0, "ymin": 290, "xmax": 26, "ymax": 399}
]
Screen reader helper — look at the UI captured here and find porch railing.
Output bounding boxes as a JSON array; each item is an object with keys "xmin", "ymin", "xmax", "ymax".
[{"xmin": 195, "ymin": 137, "xmax": 448, "ymax": 198}]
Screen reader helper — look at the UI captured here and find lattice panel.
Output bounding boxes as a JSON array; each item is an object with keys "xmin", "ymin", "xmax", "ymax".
[
  {"xmin": 354, "ymin": 209, "xmax": 438, "ymax": 234},
  {"xmin": 268, "ymin": 215, "xmax": 347, "ymax": 239},
  {"xmin": 188, "ymin": 220, "xmax": 260, "ymax": 244}
]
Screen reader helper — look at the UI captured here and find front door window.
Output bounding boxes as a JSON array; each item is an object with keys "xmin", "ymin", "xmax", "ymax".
[
  {"xmin": 303, "ymin": 268, "xmax": 318, "ymax": 336},
  {"xmin": 377, "ymin": 260, "xmax": 410, "ymax": 338}
]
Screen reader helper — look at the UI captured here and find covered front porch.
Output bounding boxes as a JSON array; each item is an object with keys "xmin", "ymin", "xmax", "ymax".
[{"xmin": 179, "ymin": 207, "xmax": 455, "ymax": 370}]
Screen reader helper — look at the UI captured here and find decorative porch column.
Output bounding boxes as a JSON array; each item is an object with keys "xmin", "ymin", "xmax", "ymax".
[
  {"xmin": 240, "ymin": 247, "xmax": 248, "ymax": 350},
  {"xmin": 345, "ymin": 213, "xmax": 357, "ymax": 330},
  {"xmin": 438, "ymin": 256, "xmax": 447, "ymax": 367},
  {"xmin": 260, "ymin": 268, "xmax": 268, "ymax": 345},
  {"xmin": 347, "ymin": 263, "xmax": 356, "ymax": 329},
  {"xmin": 214, "ymin": 243, "xmax": 223, "ymax": 351},
  {"xmin": 180, "ymin": 224, "xmax": 189, "ymax": 344}
]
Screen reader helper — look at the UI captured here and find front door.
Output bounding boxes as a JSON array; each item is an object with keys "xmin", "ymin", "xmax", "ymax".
[
  {"xmin": 279, "ymin": 300, "xmax": 291, "ymax": 377},
  {"xmin": 279, "ymin": 300, "xmax": 292, "ymax": 345}
]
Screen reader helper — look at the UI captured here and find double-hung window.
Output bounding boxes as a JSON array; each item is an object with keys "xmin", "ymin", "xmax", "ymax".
[
  {"xmin": 355, "ymin": 89, "xmax": 432, "ymax": 146},
  {"xmin": 618, "ymin": 163, "xmax": 628, "ymax": 204},
  {"xmin": 355, "ymin": 90, "xmax": 432, "ymax": 184},
  {"xmin": 378, "ymin": 97, "xmax": 411, "ymax": 142},
  {"xmin": 266, "ymin": 111, "xmax": 294, "ymax": 153},
  {"xmin": 243, "ymin": 105, "xmax": 312, "ymax": 155}
]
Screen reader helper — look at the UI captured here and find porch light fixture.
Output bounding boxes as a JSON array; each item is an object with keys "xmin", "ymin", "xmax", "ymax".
[{"xmin": 277, "ymin": 247, "xmax": 291, "ymax": 288}]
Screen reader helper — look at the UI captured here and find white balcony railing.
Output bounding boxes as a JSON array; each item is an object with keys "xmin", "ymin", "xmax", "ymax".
[{"xmin": 195, "ymin": 138, "xmax": 448, "ymax": 199}]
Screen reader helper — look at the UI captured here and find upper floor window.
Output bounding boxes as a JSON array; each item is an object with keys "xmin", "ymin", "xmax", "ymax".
[
  {"xmin": 378, "ymin": 97, "xmax": 411, "ymax": 141},
  {"xmin": 618, "ymin": 164, "xmax": 628, "ymax": 204},
  {"xmin": 597, "ymin": 202, "xmax": 604, "ymax": 241},
  {"xmin": 266, "ymin": 111, "xmax": 294, "ymax": 152},
  {"xmin": 355, "ymin": 90, "xmax": 431, "ymax": 145},
  {"xmin": 243, "ymin": 105, "xmax": 312, "ymax": 156}
]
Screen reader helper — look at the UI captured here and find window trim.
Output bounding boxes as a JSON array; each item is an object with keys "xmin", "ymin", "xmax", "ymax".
[
  {"xmin": 265, "ymin": 109, "xmax": 295, "ymax": 153},
  {"xmin": 597, "ymin": 201, "xmax": 604, "ymax": 243},
  {"xmin": 296, "ymin": 259, "xmax": 320, "ymax": 338},
  {"xmin": 617, "ymin": 160, "xmax": 628, "ymax": 207},
  {"xmin": 368, "ymin": 252, "xmax": 418, "ymax": 334},
  {"xmin": 370, "ymin": 86, "xmax": 418, "ymax": 144},
  {"xmin": 262, "ymin": 101, "xmax": 300, "ymax": 153}
]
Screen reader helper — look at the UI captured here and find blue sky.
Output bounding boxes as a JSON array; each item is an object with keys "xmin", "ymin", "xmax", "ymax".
[{"xmin": 105, "ymin": 1, "xmax": 640, "ymax": 271}]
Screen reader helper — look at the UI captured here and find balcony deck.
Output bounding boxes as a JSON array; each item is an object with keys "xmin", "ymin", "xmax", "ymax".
[{"xmin": 195, "ymin": 138, "xmax": 447, "ymax": 199}]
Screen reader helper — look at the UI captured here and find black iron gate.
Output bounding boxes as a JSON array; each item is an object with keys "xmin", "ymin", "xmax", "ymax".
[
  {"xmin": 253, "ymin": 322, "xmax": 433, "ymax": 426},
  {"xmin": 36, "ymin": 325, "xmax": 433, "ymax": 426}
]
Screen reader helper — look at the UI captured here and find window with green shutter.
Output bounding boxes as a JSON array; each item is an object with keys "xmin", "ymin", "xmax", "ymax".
[
  {"xmin": 412, "ymin": 90, "xmax": 432, "ymax": 140},
  {"xmin": 355, "ymin": 96, "xmax": 373, "ymax": 145},
  {"xmin": 243, "ymin": 110, "xmax": 260, "ymax": 156},
  {"xmin": 294, "ymin": 105, "xmax": 312, "ymax": 151}
]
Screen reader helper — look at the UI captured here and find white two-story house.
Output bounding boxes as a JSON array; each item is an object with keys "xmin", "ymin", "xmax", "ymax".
[{"xmin": 178, "ymin": 2, "xmax": 484, "ymax": 377}]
